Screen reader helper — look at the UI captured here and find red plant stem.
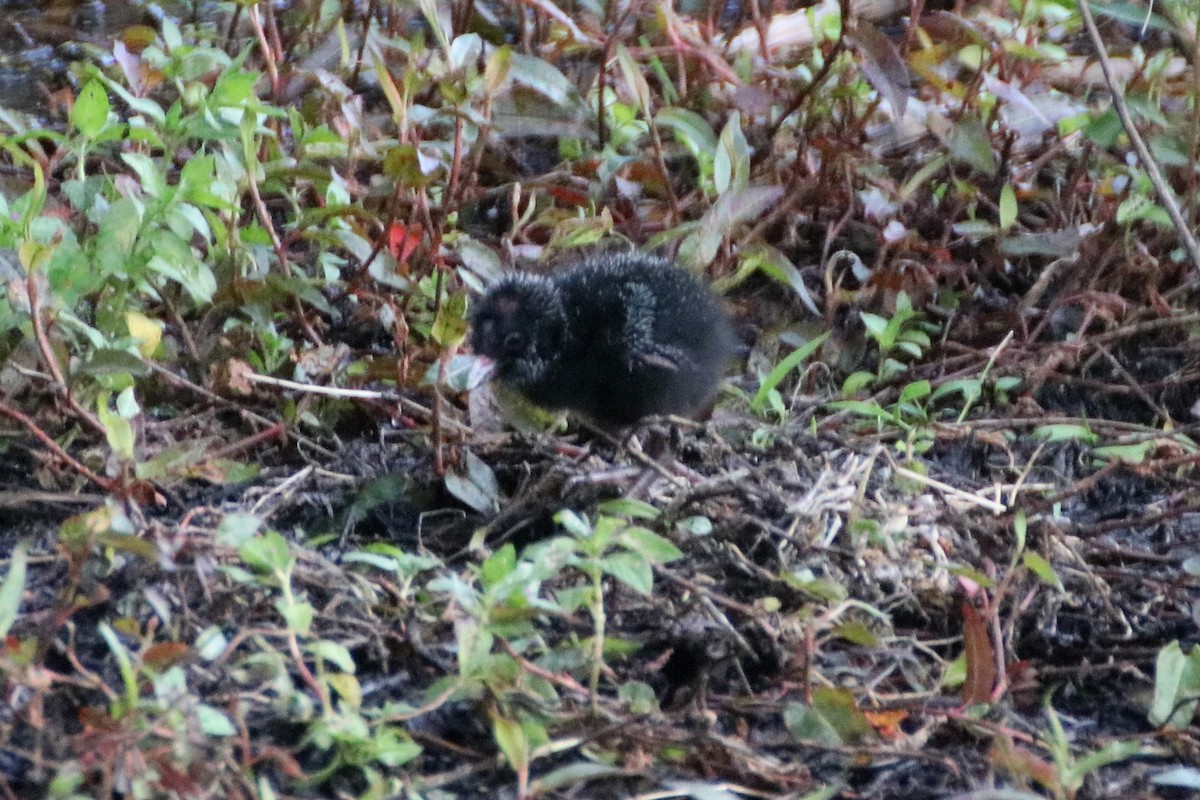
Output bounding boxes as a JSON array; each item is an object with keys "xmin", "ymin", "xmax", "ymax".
[
  {"xmin": 26, "ymin": 272, "xmax": 106, "ymax": 437},
  {"xmin": 0, "ymin": 401, "xmax": 118, "ymax": 493},
  {"xmin": 445, "ymin": 115, "xmax": 465, "ymax": 209},
  {"xmin": 205, "ymin": 422, "xmax": 286, "ymax": 461},
  {"xmin": 243, "ymin": 145, "xmax": 322, "ymax": 347}
]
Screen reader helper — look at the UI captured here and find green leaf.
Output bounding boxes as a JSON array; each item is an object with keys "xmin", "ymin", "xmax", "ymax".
[
  {"xmin": 1064, "ymin": 739, "xmax": 1143, "ymax": 787},
  {"xmin": 484, "ymin": 45, "xmax": 513, "ymax": 94},
  {"xmin": 826, "ymin": 399, "xmax": 895, "ymax": 423},
  {"xmin": 677, "ymin": 184, "xmax": 784, "ymax": 271},
  {"xmin": 830, "ymin": 621, "xmax": 880, "ymax": 647},
  {"xmin": 615, "ymin": 44, "xmax": 651, "ymax": 113},
  {"xmin": 307, "ymin": 640, "xmax": 356, "ymax": 673},
  {"xmin": 811, "ymin": 686, "xmax": 875, "ymax": 743},
  {"xmin": 481, "ymin": 543, "xmax": 517, "ymax": 588},
  {"xmin": 596, "ymin": 498, "xmax": 659, "ymax": 520},
  {"xmin": 277, "ymin": 599, "xmax": 313, "ymax": 633},
  {"xmin": 620, "ymin": 526, "xmax": 684, "ymax": 564},
  {"xmin": 444, "ymin": 450, "xmax": 500, "ymax": 513},
  {"xmin": 1093, "ymin": 441, "xmax": 1155, "ymax": 464},
  {"xmin": 1021, "ymin": 551, "xmax": 1064, "ymax": 591},
  {"xmin": 507, "ymin": 53, "xmax": 586, "ymax": 111},
  {"xmin": 1153, "ymin": 767, "xmax": 1200, "ymax": 789},
  {"xmin": 931, "ymin": 378, "xmax": 982, "ymax": 404},
  {"xmin": 448, "ymin": 33, "xmax": 483, "ymax": 71},
  {"xmin": 714, "ymin": 112, "xmax": 750, "ymax": 195},
  {"xmin": 555, "ymin": 510, "xmax": 592, "ymax": 539},
  {"xmin": 1117, "ymin": 194, "xmax": 1173, "ymax": 228},
  {"xmin": 374, "ymin": 727, "xmax": 422, "ymax": 766},
  {"xmin": 491, "ymin": 713, "xmax": 530, "ymax": 773},
  {"xmin": 947, "ymin": 115, "xmax": 997, "ymax": 174},
  {"xmin": 72, "ymin": 80, "xmax": 111, "ymax": 138},
  {"xmin": 783, "ymin": 701, "xmax": 842, "ymax": 746},
  {"xmin": 600, "ymin": 551, "xmax": 654, "ymax": 595},
  {"xmin": 0, "ymin": 542, "xmax": 28, "ymax": 638},
  {"xmin": 860, "ymin": 311, "xmax": 888, "ymax": 339},
  {"xmin": 431, "ymin": 292, "xmax": 470, "ymax": 347},
  {"xmin": 121, "ymin": 152, "xmax": 166, "ymax": 197},
  {"xmin": 841, "ymin": 370, "xmax": 874, "ymax": 395},
  {"xmin": 1032, "ymin": 424, "xmax": 1099, "ymax": 444},
  {"xmin": 196, "ymin": 704, "xmax": 237, "ymax": 736},
  {"xmin": 675, "ymin": 515, "xmax": 713, "ymax": 536},
  {"xmin": 654, "ymin": 107, "xmax": 717, "ymax": 158},
  {"xmin": 97, "ymin": 391, "xmax": 136, "ymax": 462},
  {"xmin": 1149, "ymin": 641, "xmax": 1200, "ymax": 729},
  {"xmin": 898, "ymin": 380, "xmax": 931, "ymax": 404},
  {"xmin": 417, "ymin": 0, "xmax": 452, "ymax": 54},
  {"xmin": 999, "ymin": 183, "xmax": 1017, "ymax": 230},
  {"xmin": 99, "ymin": 623, "xmax": 139, "ymax": 717},
  {"xmin": 751, "ymin": 332, "xmax": 830, "ymax": 413},
  {"xmin": 238, "ymin": 530, "xmax": 293, "ymax": 574}
]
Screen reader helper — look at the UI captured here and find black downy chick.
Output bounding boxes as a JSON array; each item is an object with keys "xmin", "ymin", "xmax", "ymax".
[{"xmin": 470, "ymin": 252, "xmax": 737, "ymax": 427}]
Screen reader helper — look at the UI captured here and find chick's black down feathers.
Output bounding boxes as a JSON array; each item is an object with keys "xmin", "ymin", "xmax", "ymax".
[{"xmin": 470, "ymin": 253, "xmax": 736, "ymax": 426}]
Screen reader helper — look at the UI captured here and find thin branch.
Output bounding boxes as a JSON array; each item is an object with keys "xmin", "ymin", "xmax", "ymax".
[
  {"xmin": 1077, "ymin": 0, "xmax": 1200, "ymax": 277},
  {"xmin": 0, "ymin": 401, "xmax": 118, "ymax": 493}
]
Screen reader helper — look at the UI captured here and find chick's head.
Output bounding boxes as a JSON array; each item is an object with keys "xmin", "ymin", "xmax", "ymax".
[{"xmin": 469, "ymin": 274, "xmax": 566, "ymax": 390}]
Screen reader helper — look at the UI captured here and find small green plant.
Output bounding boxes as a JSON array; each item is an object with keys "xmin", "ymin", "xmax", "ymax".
[
  {"xmin": 853, "ymin": 291, "xmax": 932, "ymax": 387},
  {"xmin": 219, "ymin": 516, "xmax": 422, "ymax": 789},
  {"xmin": 542, "ymin": 500, "xmax": 684, "ymax": 707},
  {"xmin": 816, "ymin": 293, "xmax": 939, "ymax": 451},
  {"xmin": 421, "ymin": 499, "xmax": 683, "ymax": 794},
  {"xmin": 1039, "ymin": 700, "xmax": 1143, "ymax": 799}
]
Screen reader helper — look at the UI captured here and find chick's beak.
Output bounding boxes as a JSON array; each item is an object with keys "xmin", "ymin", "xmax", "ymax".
[{"xmin": 467, "ymin": 355, "xmax": 497, "ymax": 389}]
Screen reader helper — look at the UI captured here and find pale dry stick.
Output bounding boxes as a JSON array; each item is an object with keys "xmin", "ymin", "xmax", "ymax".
[
  {"xmin": 246, "ymin": 5, "xmax": 280, "ymax": 97},
  {"xmin": 636, "ymin": 783, "xmax": 782, "ymax": 800},
  {"xmin": 1090, "ymin": 310, "xmax": 1200, "ymax": 345},
  {"xmin": 241, "ymin": 370, "xmax": 473, "ymax": 435},
  {"xmin": 1078, "ymin": 0, "xmax": 1200, "ymax": 276},
  {"xmin": 0, "ymin": 491, "xmax": 106, "ymax": 508},
  {"xmin": 890, "ymin": 463, "xmax": 1009, "ymax": 514},
  {"xmin": 249, "ymin": 464, "xmax": 313, "ymax": 516},
  {"xmin": 519, "ymin": 0, "xmax": 600, "ymax": 46},
  {"xmin": 845, "ymin": 446, "xmax": 882, "ymax": 539},
  {"xmin": 141, "ymin": 360, "xmax": 338, "ymax": 460},
  {"xmin": 1093, "ymin": 341, "xmax": 1171, "ymax": 421},
  {"xmin": 659, "ymin": 6, "xmax": 743, "ymax": 87},
  {"xmin": 1005, "ymin": 440, "xmax": 1047, "ymax": 511}
]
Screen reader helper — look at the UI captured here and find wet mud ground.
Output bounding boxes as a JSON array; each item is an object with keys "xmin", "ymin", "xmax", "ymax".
[{"xmin": 2, "ymin": 389, "xmax": 1199, "ymax": 797}]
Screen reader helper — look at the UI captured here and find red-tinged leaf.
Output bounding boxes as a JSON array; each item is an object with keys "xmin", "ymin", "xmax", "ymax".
[
  {"xmin": 143, "ymin": 642, "xmax": 190, "ymax": 671},
  {"xmin": 990, "ymin": 733, "xmax": 1061, "ymax": 793},
  {"xmin": 153, "ymin": 756, "xmax": 201, "ymax": 795},
  {"xmin": 256, "ymin": 745, "xmax": 308, "ymax": 779},
  {"xmin": 78, "ymin": 705, "xmax": 117, "ymax": 730},
  {"xmin": 388, "ymin": 222, "xmax": 423, "ymax": 264},
  {"xmin": 863, "ymin": 709, "xmax": 908, "ymax": 739},
  {"xmin": 961, "ymin": 598, "xmax": 997, "ymax": 704},
  {"xmin": 545, "ymin": 185, "xmax": 591, "ymax": 207}
]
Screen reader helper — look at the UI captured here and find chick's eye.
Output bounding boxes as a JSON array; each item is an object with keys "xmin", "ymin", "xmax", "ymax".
[{"xmin": 503, "ymin": 331, "xmax": 526, "ymax": 354}]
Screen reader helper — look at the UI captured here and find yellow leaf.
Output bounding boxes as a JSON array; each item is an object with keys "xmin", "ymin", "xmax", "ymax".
[
  {"xmin": 126, "ymin": 312, "xmax": 162, "ymax": 357},
  {"xmin": 326, "ymin": 673, "xmax": 362, "ymax": 708}
]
